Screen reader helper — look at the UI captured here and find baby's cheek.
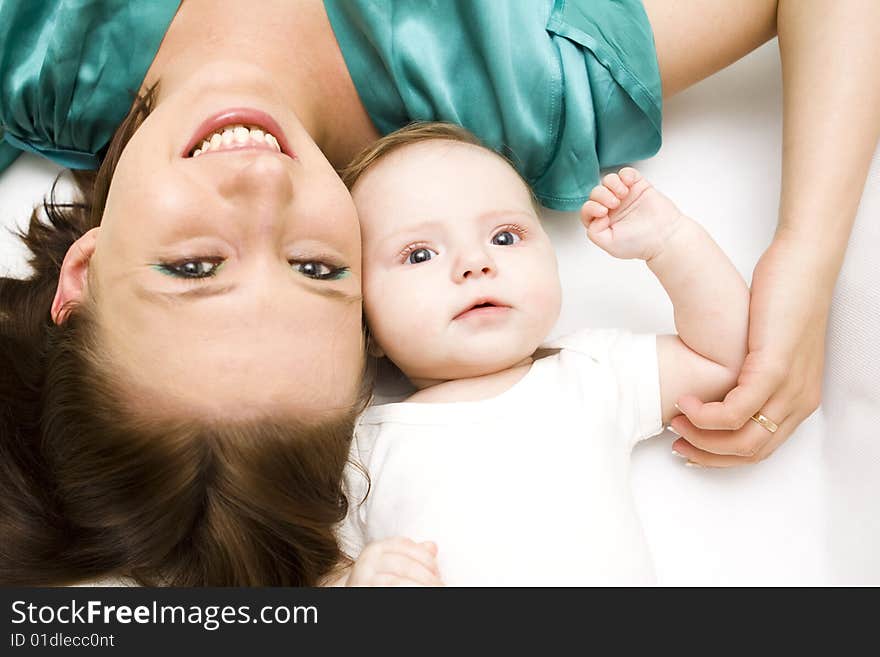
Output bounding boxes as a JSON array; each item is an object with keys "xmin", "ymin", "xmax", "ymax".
[
  {"xmin": 365, "ymin": 276, "xmax": 439, "ymax": 363},
  {"xmin": 523, "ymin": 271, "xmax": 562, "ymax": 317},
  {"xmin": 391, "ymin": 293, "xmax": 437, "ymax": 348}
]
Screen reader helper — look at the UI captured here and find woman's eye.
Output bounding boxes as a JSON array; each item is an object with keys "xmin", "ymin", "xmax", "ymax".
[
  {"xmin": 408, "ymin": 247, "xmax": 438, "ymax": 264},
  {"xmin": 491, "ymin": 230, "xmax": 521, "ymax": 246},
  {"xmin": 293, "ymin": 261, "xmax": 349, "ymax": 280},
  {"xmin": 157, "ymin": 259, "xmax": 222, "ymax": 278}
]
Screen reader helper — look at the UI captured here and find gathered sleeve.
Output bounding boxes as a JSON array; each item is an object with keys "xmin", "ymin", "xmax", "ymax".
[{"xmin": 0, "ymin": 0, "xmax": 180, "ymax": 175}]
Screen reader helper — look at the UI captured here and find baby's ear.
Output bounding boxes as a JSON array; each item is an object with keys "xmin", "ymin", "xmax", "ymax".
[{"xmin": 366, "ymin": 336, "xmax": 385, "ymax": 359}]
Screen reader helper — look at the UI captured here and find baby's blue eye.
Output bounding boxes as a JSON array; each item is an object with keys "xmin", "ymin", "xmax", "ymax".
[
  {"xmin": 156, "ymin": 259, "xmax": 222, "ymax": 278},
  {"xmin": 408, "ymin": 248, "xmax": 437, "ymax": 264},
  {"xmin": 293, "ymin": 261, "xmax": 350, "ymax": 280},
  {"xmin": 491, "ymin": 230, "xmax": 520, "ymax": 246}
]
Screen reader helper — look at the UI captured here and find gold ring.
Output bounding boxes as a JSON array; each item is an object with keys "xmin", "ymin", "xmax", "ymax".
[{"xmin": 750, "ymin": 412, "xmax": 778, "ymax": 433}]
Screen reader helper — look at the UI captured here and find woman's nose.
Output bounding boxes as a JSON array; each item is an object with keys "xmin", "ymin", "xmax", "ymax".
[{"xmin": 216, "ymin": 153, "xmax": 294, "ymax": 206}]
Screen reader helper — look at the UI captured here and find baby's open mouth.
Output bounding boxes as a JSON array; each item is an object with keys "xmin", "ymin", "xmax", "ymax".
[{"xmin": 453, "ymin": 299, "xmax": 510, "ymax": 321}]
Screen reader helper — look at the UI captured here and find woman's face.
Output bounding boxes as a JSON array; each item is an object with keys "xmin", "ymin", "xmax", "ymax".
[{"xmin": 87, "ymin": 66, "xmax": 364, "ymax": 419}]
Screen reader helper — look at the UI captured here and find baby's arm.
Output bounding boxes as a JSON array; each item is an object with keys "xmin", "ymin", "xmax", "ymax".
[{"xmin": 582, "ymin": 168, "xmax": 749, "ymax": 425}]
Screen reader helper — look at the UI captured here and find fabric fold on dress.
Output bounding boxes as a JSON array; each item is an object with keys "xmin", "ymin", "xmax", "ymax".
[{"xmin": 0, "ymin": 0, "xmax": 181, "ymax": 174}]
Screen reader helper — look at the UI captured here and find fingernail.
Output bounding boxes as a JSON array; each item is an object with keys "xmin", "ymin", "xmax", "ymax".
[
  {"xmin": 671, "ymin": 449, "xmax": 687, "ymax": 459},
  {"xmin": 666, "ymin": 425, "xmax": 681, "ymax": 436},
  {"xmin": 685, "ymin": 461, "xmax": 704, "ymax": 468}
]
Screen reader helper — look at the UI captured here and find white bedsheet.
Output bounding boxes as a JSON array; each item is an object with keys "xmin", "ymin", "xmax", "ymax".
[{"xmin": 2, "ymin": 41, "xmax": 877, "ymax": 585}]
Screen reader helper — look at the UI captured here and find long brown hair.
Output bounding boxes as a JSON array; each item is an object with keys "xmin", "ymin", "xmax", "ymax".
[{"xmin": 0, "ymin": 87, "xmax": 365, "ymax": 586}]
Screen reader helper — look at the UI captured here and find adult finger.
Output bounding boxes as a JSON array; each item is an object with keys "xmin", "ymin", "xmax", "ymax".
[
  {"xmin": 675, "ymin": 371, "xmax": 779, "ymax": 431},
  {"xmin": 669, "ymin": 410, "xmax": 793, "ymax": 465},
  {"xmin": 670, "ymin": 430, "xmax": 788, "ymax": 468},
  {"xmin": 669, "ymin": 393, "xmax": 790, "ymax": 457}
]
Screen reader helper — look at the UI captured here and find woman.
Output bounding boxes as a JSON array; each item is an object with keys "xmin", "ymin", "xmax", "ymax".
[{"xmin": 1, "ymin": 0, "xmax": 877, "ymax": 585}]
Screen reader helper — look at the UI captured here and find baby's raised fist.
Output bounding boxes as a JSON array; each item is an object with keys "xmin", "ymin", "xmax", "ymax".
[{"xmin": 580, "ymin": 167, "xmax": 683, "ymax": 261}]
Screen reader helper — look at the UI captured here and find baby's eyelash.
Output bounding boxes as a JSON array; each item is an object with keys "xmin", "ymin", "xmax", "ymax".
[
  {"xmin": 395, "ymin": 223, "xmax": 527, "ymax": 262},
  {"xmin": 496, "ymin": 223, "xmax": 528, "ymax": 238},
  {"xmin": 397, "ymin": 241, "xmax": 434, "ymax": 263}
]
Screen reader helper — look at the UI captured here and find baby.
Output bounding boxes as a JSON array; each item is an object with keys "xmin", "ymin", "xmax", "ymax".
[{"xmin": 336, "ymin": 123, "xmax": 749, "ymax": 586}]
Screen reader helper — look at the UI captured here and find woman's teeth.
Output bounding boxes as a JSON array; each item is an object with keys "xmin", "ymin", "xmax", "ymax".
[{"xmin": 191, "ymin": 124, "xmax": 281, "ymax": 157}]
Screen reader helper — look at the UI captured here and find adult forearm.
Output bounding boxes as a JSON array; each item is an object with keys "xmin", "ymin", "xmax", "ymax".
[
  {"xmin": 648, "ymin": 217, "xmax": 750, "ymax": 370},
  {"xmin": 776, "ymin": 0, "xmax": 880, "ymax": 285}
]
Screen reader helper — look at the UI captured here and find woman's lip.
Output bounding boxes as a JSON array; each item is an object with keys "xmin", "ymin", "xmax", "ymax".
[
  {"xmin": 182, "ymin": 108, "xmax": 296, "ymax": 159},
  {"xmin": 191, "ymin": 143, "xmax": 280, "ymax": 158}
]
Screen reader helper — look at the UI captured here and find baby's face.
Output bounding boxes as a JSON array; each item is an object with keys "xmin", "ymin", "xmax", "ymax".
[{"xmin": 352, "ymin": 140, "xmax": 562, "ymax": 385}]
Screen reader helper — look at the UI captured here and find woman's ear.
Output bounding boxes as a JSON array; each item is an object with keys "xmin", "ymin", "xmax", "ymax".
[{"xmin": 51, "ymin": 227, "xmax": 100, "ymax": 325}]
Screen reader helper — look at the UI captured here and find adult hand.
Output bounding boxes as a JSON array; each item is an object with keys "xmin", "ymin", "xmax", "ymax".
[{"xmin": 668, "ymin": 237, "xmax": 829, "ymax": 466}]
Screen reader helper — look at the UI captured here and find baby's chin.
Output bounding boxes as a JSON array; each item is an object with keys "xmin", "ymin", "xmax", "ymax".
[{"xmin": 406, "ymin": 347, "xmax": 539, "ymax": 386}]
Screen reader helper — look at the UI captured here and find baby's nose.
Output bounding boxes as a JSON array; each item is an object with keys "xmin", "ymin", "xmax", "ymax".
[
  {"xmin": 462, "ymin": 265, "xmax": 492, "ymax": 279},
  {"xmin": 456, "ymin": 249, "xmax": 496, "ymax": 282}
]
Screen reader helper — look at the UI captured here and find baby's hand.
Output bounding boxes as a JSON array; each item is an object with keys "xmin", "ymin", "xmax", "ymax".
[
  {"xmin": 580, "ymin": 167, "xmax": 683, "ymax": 261},
  {"xmin": 346, "ymin": 537, "xmax": 444, "ymax": 587}
]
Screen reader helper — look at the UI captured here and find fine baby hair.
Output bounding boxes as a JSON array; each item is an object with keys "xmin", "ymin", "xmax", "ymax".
[{"xmin": 341, "ymin": 122, "xmax": 540, "ymax": 213}]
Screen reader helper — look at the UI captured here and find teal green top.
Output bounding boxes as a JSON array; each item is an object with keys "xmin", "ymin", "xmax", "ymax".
[
  {"xmin": 0, "ymin": 0, "xmax": 661, "ymax": 211},
  {"xmin": 0, "ymin": 0, "xmax": 182, "ymax": 171}
]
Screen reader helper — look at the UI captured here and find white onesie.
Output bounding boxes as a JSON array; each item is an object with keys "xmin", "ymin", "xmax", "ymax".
[{"xmin": 340, "ymin": 329, "xmax": 664, "ymax": 586}]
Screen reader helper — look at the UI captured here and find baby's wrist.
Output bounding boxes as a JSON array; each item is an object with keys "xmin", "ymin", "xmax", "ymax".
[{"xmin": 645, "ymin": 212, "xmax": 691, "ymax": 266}]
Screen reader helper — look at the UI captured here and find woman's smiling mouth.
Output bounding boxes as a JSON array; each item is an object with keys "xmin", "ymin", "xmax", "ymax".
[
  {"xmin": 183, "ymin": 108, "xmax": 297, "ymax": 159},
  {"xmin": 190, "ymin": 124, "xmax": 282, "ymax": 157}
]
